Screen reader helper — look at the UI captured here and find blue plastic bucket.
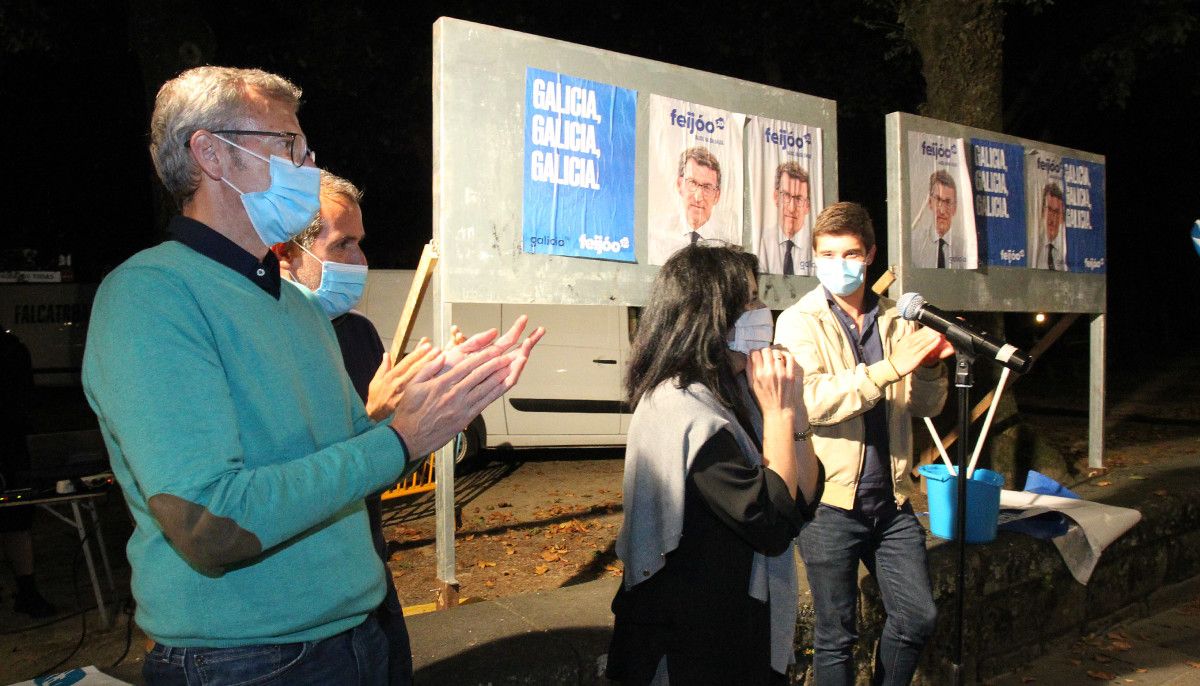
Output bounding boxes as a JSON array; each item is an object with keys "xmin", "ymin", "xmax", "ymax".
[{"xmin": 918, "ymin": 464, "xmax": 1005, "ymax": 543}]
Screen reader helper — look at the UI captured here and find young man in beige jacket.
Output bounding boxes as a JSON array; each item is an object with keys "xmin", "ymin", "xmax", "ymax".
[{"xmin": 774, "ymin": 202, "xmax": 952, "ymax": 685}]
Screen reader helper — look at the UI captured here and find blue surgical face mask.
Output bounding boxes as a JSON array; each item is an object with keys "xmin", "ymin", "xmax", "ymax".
[
  {"xmin": 294, "ymin": 241, "xmax": 368, "ymax": 318},
  {"xmin": 216, "ymin": 135, "xmax": 321, "ymax": 246},
  {"xmin": 814, "ymin": 257, "xmax": 866, "ymax": 296}
]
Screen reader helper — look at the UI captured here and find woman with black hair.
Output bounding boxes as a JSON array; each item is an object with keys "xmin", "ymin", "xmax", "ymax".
[{"xmin": 606, "ymin": 244, "xmax": 822, "ymax": 685}]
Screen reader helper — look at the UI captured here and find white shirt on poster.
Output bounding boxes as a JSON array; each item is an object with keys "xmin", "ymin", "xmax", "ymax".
[
  {"xmin": 910, "ymin": 218, "xmax": 973, "ymax": 269},
  {"xmin": 647, "ymin": 212, "xmax": 739, "ymax": 265},
  {"xmin": 756, "ymin": 224, "xmax": 813, "ymax": 276}
]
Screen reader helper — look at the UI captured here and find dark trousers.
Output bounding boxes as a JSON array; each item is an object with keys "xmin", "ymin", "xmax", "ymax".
[
  {"xmin": 798, "ymin": 504, "xmax": 937, "ymax": 686},
  {"xmin": 376, "ymin": 604, "xmax": 414, "ymax": 686},
  {"xmin": 143, "ymin": 615, "xmax": 389, "ymax": 686}
]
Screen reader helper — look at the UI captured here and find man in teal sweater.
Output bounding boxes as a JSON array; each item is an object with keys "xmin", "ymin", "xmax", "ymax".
[{"xmin": 83, "ymin": 66, "xmax": 541, "ymax": 685}]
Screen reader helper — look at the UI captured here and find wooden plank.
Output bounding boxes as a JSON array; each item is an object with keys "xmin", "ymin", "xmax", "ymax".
[{"xmin": 389, "ymin": 241, "xmax": 439, "ymax": 363}]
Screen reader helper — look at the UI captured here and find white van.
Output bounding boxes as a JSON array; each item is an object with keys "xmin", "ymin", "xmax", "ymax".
[
  {"xmin": 357, "ymin": 270, "xmax": 634, "ymax": 464},
  {"xmin": 0, "ymin": 272, "xmax": 635, "ymax": 465},
  {"xmin": 0, "ymin": 282, "xmax": 96, "ymax": 386}
]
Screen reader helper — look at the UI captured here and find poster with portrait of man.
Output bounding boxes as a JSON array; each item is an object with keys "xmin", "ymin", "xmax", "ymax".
[
  {"xmin": 907, "ymin": 132, "xmax": 978, "ymax": 270},
  {"xmin": 747, "ymin": 116, "xmax": 823, "ymax": 276},
  {"xmin": 1025, "ymin": 149, "xmax": 1067, "ymax": 271},
  {"xmin": 646, "ymin": 95, "xmax": 744, "ymax": 265}
]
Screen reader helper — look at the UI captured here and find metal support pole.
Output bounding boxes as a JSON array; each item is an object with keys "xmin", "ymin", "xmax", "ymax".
[
  {"xmin": 72, "ymin": 501, "xmax": 110, "ymax": 628},
  {"xmin": 951, "ymin": 350, "xmax": 975, "ymax": 686},
  {"xmin": 433, "ymin": 289, "xmax": 460, "ymax": 609},
  {"xmin": 85, "ymin": 500, "xmax": 116, "ymax": 594},
  {"xmin": 1088, "ymin": 314, "xmax": 1106, "ymax": 469}
]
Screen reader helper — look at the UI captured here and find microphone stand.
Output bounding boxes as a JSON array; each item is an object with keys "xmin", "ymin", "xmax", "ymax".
[{"xmin": 949, "ymin": 346, "xmax": 975, "ymax": 686}]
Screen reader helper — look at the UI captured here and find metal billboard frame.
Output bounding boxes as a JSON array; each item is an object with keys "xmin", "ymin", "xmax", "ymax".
[{"xmin": 885, "ymin": 112, "xmax": 1107, "ymax": 471}]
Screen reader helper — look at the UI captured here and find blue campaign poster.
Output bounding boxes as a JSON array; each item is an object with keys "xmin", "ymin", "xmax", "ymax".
[
  {"xmin": 1061, "ymin": 158, "xmax": 1106, "ymax": 273},
  {"xmin": 970, "ymin": 138, "xmax": 1027, "ymax": 266},
  {"xmin": 522, "ymin": 67, "xmax": 637, "ymax": 261}
]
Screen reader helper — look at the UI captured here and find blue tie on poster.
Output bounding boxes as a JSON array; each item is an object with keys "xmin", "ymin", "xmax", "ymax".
[
  {"xmin": 522, "ymin": 67, "xmax": 637, "ymax": 262},
  {"xmin": 1061, "ymin": 158, "xmax": 1106, "ymax": 273},
  {"xmin": 970, "ymin": 138, "xmax": 1027, "ymax": 267}
]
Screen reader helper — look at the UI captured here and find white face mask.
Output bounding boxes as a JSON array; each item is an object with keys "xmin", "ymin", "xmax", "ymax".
[{"xmin": 728, "ymin": 306, "xmax": 774, "ymax": 354}]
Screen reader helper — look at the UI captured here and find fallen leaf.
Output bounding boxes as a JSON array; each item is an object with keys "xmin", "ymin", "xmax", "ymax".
[
  {"xmin": 505, "ymin": 549, "xmax": 515, "ymax": 555},
  {"xmin": 534, "ymin": 565, "xmax": 548, "ymax": 575},
  {"xmin": 1097, "ymin": 481, "xmax": 1112, "ymax": 487},
  {"xmin": 465, "ymin": 534, "xmax": 475, "ymax": 541},
  {"xmin": 1135, "ymin": 668, "xmax": 1147, "ymax": 673},
  {"xmin": 1187, "ymin": 661, "xmax": 1200, "ymax": 669},
  {"xmin": 540, "ymin": 551, "xmax": 560, "ymax": 562},
  {"xmin": 484, "ymin": 580, "xmax": 495, "ymax": 588},
  {"xmin": 1070, "ymin": 659, "xmax": 1082, "ymax": 666},
  {"xmin": 1086, "ymin": 670, "xmax": 1115, "ymax": 681},
  {"xmin": 497, "ymin": 501, "xmax": 512, "ymax": 508},
  {"xmin": 1128, "ymin": 475, "xmax": 1147, "ymax": 480},
  {"xmin": 1021, "ymin": 677, "xmax": 1035, "ymax": 684},
  {"xmin": 1093, "ymin": 654, "xmax": 1112, "ymax": 663},
  {"xmin": 1110, "ymin": 640, "xmax": 1133, "ymax": 651},
  {"xmin": 476, "ymin": 560, "xmax": 496, "ymax": 568}
]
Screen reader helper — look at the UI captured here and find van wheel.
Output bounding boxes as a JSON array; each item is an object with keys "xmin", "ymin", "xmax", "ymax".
[{"xmin": 453, "ymin": 419, "xmax": 484, "ymax": 473}]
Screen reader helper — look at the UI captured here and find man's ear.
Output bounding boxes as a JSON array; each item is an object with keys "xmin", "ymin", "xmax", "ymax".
[
  {"xmin": 272, "ymin": 243, "xmax": 295, "ymax": 273},
  {"xmin": 190, "ymin": 130, "xmax": 225, "ymax": 180},
  {"xmin": 865, "ymin": 244, "xmax": 877, "ymax": 267}
]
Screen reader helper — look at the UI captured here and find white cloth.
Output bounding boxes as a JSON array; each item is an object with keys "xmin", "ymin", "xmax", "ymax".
[
  {"xmin": 998, "ymin": 490, "xmax": 1141, "ymax": 584},
  {"xmin": 756, "ymin": 223, "xmax": 813, "ymax": 276}
]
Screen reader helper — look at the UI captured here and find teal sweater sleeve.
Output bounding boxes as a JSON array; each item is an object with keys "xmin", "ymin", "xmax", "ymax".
[{"xmin": 84, "ymin": 262, "xmax": 406, "ymax": 566}]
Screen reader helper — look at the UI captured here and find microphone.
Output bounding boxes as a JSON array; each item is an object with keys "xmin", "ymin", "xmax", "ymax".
[{"xmin": 896, "ymin": 293, "xmax": 1032, "ymax": 373}]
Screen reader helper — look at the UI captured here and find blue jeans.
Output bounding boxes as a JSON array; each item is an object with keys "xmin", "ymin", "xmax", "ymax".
[
  {"xmin": 798, "ymin": 504, "xmax": 937, "ymax": 686},
  {"xmin": 143, "ymin": 615, "xmax": 388, "ymax": 686}
]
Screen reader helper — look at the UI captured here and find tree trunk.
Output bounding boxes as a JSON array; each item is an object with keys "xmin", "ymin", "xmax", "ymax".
[
  {"xmin": 895, "ymin": 0, "xmax": 1065, "ymax": 486},
  {"xmin": 897, "ymin": 0, "xmax": 1005, "ymax": 130}
]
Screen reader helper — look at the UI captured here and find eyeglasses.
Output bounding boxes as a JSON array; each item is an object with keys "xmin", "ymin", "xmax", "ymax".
[
  {"xmin": 929, "ymin": 194, "xmax": 956, "ymax": 210},
  {"xmin": 778, "ymin": 191, "xmax": 809, "ymax": 207},
  {"xmin": 210, "ymin": 130, "xmax": 315, "ymax": 167},
  {"xmin": 683, "ymin": 177, "xmax": 720, "ymax": 199}
]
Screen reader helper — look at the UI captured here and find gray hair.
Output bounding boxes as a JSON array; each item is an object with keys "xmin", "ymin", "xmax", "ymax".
[
  {"xmin": 149, "ymin": 66, "xmax": 302, "ymax": 207},
  {"xmin": 928, "ymin": 169, "xmax": 956, "ymax": 195},
  {"xmin": 292, "ymin": 171, "xmax": 365, "ymax": 250},
  {"xmin": 675, "ymin": 146, "xmax": 722, "ymax": 189}
]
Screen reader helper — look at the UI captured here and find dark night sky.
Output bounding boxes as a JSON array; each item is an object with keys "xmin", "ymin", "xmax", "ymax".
[{"xmin": 3, "ymin": 0, "xmax": 1198, "ymax": 361}]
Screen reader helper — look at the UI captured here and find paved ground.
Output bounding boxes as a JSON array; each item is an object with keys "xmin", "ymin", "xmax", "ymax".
[
  {"xmin": 989, "ymin": 583, "xmax": 1200, "ymax": 686},
  {"xmin": 3, "ymin": 341, "xmax": 1199, "ymax": 684}
]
